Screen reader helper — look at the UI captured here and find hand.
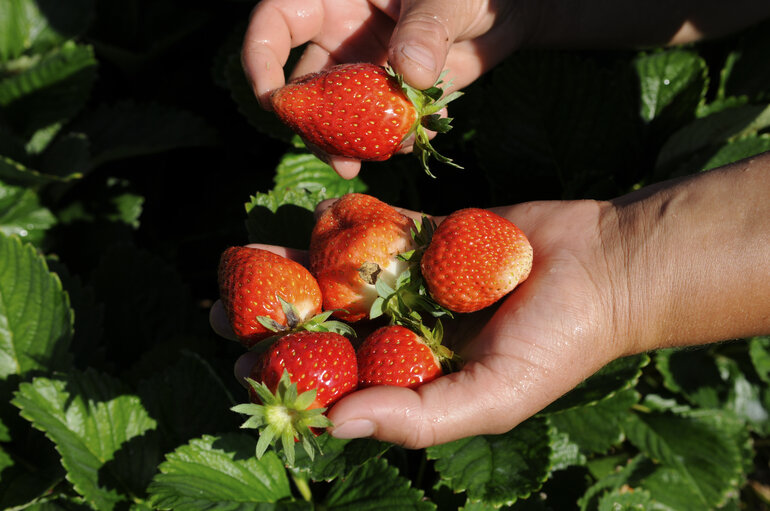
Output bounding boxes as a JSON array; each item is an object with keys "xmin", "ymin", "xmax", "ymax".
[
  {"xmin": 241, "ymin": 0, "xmax": 529, "ymax": 178},
  {"xmin": 211, "ymin": 198, "xmax": 634, "ymax": 448}
]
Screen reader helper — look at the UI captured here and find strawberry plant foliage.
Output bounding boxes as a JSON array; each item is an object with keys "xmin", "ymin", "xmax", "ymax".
[{"xmin": 2, "ymin": 2, "xmax": 770, "ymax": 509}]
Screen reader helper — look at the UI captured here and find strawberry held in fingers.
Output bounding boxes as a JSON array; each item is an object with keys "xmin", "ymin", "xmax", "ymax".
[
  {"xmin": 217, "ymin": 246, "xmax": 322, "ymax": 348},
  {"xmin": 357, "ymin": 323, "xmax": 452, "ymax": 389},
  {"xmin": 270, "ymin": 62, "xmax": 462, "ymax": 175},
  {"xmin": 309, "ymin": 193, "xmax": 417, "ymax": 322},
  {"xmin": 232, "ymin": 330, "xmax": 358, "ymax": 465},
  {"xmin": 421, "ymin": 208, "xmax": 533, "ymax": 313}
]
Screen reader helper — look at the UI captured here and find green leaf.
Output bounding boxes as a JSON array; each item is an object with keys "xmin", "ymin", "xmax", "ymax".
[
  {"xmin": 656, "ymin": 345, "xmax": 770, "ymax": 434},
  {"xmin": 274, "ymin": 152, "xmax": 367, "ymax": 197},
  {"xmin": 0, "ymin": 0, "xmax": 94, "ymax": 61},
  {"xmin": 289, "ymin": 434, "xmax": 391, "ymax": 482},
  {"xmin": 69, "ymin": 101, "xmax": 218, "ymax": 169},
  {"xmin": 700, "ymin": 134, "xmax": 770, "ymax": 171},
  {"xmin": 245, "ymin": 188, "xmax": 320, "ymax": 248},
  {"xmin": 548, "ymin": 389, "xmax": 639, "ymax": 456},
  {"xmin": 147, "ymin": 433, "xmax": 295, "ymax": 510},
  {"xmin": 634, "ymin": 48, "xmax": 708, "ymax": 124},
  {"xmin": 546, "ymin": 428, "xmax": 586, "ymax": 472},
  {"xmin": 11, "ymin": 370, "xmax": 160, "ymax": 510},
  {"xmin": 0, "ymin": 182, "xmax": 56, "ymax": 244},
  {"xmin": 137, "ymin": 352, "xmax": 240, "ymax": 449},
  {"xmin": 544, "ymin": 354, "xmax": 649, "ymax": 414},
  {"xmin": 623, "ymin": 407, "xmax": 752, "ymax": 509},
  {"xmin": 0, "ymin": 232, "xmax": 72, "ymax": 379},
  {"xmin": 597, "ymin": 488, "xmax": 661, "ymax": 511},
  {"xmin": 749, "ymin": 336, "xmax": 770, "ymax": 384},
  {"xmin": 427, "ymin": 417, "xmax": 552, "ymax": 507},
  {"xmin": 0, "ymin": 153, "xmax": 81, "ymax": 187},
  {"xmin": 322, "ymin": 458, "xmax": 435, "ymax": 510},
  {"xmin": 656, "ymin": 103, "xmax": 770, "ymax": 173},
  {"xmin": 0, "ymin": 42, "xmax": 97, "ymax": 138}
]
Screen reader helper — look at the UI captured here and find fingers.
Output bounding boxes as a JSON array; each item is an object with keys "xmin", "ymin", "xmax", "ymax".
[
  {"xmin": 388, "ymin": 0, "xmax": 459, "ymax": 89},
  {"xmin": 327, "ymin": 360, "xmax": 539, "ymax": 448},
  {"xmin": 242, "ymin": 0, "xmax": 324, "ymax": 108}
]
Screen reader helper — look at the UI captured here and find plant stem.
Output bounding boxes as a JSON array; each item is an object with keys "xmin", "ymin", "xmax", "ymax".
[{"xmin": 292, "ymin": 474, "xmax": 313, "ymax": 502}]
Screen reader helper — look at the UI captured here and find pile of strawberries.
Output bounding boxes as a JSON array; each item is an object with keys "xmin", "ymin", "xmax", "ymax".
[
  {"xmin": 218, "ymin": 63, "xmax": 533, "ymax": 463},
  {"xmin": 219, "ymin": 193, "xmax": 532, "ymax": 462}
]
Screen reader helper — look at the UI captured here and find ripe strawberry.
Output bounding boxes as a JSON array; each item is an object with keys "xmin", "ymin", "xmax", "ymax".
[
  {"xmin": 309, "ymin": 193, "xmax": 417, "ymax": 322},
  {"xmin": 218, "ymin": 246, "xmax": 322, "ymax": 348},
  {"xmin": 420, "ymin": 208, "xmax": 533, "ymax": 313},
  {"xmin": 357, "ymin": 324, "xmax": 452, "ymax": 389},
  {"xmin": 232, "ymin": 330, "xmax": 358, "ymax": 465},
  {"xmin": 270, "ymin": 62, "xmax": 462, "ymax": 175}
]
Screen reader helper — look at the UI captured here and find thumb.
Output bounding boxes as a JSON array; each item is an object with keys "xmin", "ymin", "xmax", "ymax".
[
  {"xmin": 326, "ymin": 362, "xmax": 531, "ymax": 449},
  {"xmin": 388, "ymin": 0, "xmax": 459, "ymax": 90}
]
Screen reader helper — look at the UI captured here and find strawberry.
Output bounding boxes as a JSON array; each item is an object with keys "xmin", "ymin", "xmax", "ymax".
[
  {"xmin": 357, "ymin": 323, "xmax": 452, "ymax": 389},
  {"xmin": 270, "ymin": 62, "xmax": 462, "ymax": 175},
  {"xmin": 232, "ymin": 330, "xmax": 358, "ymax": 465},
  {"xmin": 309, "ymin": 193, "xmax": 417, "ymax": 322},
  {"xmin": 420, "ymin": 208, "xmax": 533, "ymax": 313},
  {"xmin": 217, "ymin": 246, "xmax": 322, "ymax": 348}
]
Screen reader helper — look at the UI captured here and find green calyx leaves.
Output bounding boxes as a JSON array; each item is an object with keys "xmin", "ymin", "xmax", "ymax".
[
  {"xmin": 256, "ymin": 294, "xmax": 356, "ymax": 343},
  {"xmin": 365, "ymin": 214, "xmax": 460, "ymax": 371},
  {"xmin": 232, "ymin": 370, "xmax": 333, "ymax": 467},
  {"xmin": 385, "ymin": 64, "xmax": 464, "ymax": 177}
]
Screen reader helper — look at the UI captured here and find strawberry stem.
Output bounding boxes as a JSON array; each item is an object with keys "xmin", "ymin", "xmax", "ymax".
[{"xmin": 385, "ymin": 64, "xmax": 464, "ymax": 176}]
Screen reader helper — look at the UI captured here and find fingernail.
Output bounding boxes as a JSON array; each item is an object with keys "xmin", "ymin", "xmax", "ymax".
[
  {"xmin": 331, "ymin": 419, "xmax": 375, "ymax": 439},
  {"xmin": 399, "ymin": 43, "xmax": 436, "ymax": 73}
]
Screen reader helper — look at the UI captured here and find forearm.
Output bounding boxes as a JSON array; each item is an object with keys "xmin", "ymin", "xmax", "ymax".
[
  {"xmin": 608, "ymin": 152, "xmax": 770, "ymax": 354},
  {"xmin": 522, "ymin": 0, "xmax": 770, "ymax": 49}
]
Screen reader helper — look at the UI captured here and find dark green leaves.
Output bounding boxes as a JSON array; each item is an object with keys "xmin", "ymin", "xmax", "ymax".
[
  {"xmin": 427, "ymin": 417, "xmax": 552, "ymax": 508},
  {"xmin": 12, "ymin": 370, "xmax": 159, "ymax": 510},
  {"xmin": 148, "ymin": 434, "xmax": 294, "ymax": 510},
  {"xmin": 0, "ymin": 233, "xmax": 72, "ymax": 379}
]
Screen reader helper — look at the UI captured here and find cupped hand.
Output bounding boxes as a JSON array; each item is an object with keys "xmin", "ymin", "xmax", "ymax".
[
  {"xmin": 211, "ymin": 198, "xmax": 636, "ymax": 448},
  {"xmin": 242, "ymin": 0, "xmax": 530, "ymax": 178}
]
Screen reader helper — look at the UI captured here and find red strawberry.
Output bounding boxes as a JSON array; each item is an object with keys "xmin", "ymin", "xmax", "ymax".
[
  {"xmin": 420, "ymin": 208, "xmax": 533, "ymax": 313},
  {"xmin": 357, "ymin": 324, "xmax": 451, "ymax": 389},
  {"xmin": 218, "ymin": 246, "xmax": 322, "ymax": 347},
  {"xmin": 309, "ymin": 193, "xmax": 417, "ymax": 322},
  {"xmin": 249, "ymin": 331, "xmax": 358, "ymax": 409},
  {"xmin": 233, "ymin": 330, "xmax": 358, "ymax": 464},
  {"xmin": 270, "ymin": 62, "xmax": 461, "ymax": 175}
]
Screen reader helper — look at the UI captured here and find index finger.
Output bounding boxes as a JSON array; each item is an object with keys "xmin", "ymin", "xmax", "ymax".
[{"xmin": 241, "ymin": 0, "xmax": 325, "ymax": 107}]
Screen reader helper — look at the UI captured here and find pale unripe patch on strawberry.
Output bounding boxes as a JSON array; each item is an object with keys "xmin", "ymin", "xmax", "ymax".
[{"xmin": 309, "ymin": 193, "xmax": 417, "ymax": 322}]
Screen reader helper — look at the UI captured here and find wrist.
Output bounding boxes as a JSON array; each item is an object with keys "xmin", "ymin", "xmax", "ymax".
[{"xmin": 608, "ymin": 156, "xmax": 770, "ymax": 355}]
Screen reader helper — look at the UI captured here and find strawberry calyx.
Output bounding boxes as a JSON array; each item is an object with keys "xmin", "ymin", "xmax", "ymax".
[
  {"xmin": 369, "ymin": 215, "xmax": 449, "ymax": 322},
  {"xmin": 232, "ymin": 370, "xmax": 333, "ymax": 466},
  {"xmin": 385, "ymin": 64, "xmax": 463, "ymax": 177},
  {"xmin": 400, "ymin": 315, "xmax": 459, "ymax": 374},
  {"xmin": 255, "ymin": 294, "xmax": 356, "ymax": 346}
]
